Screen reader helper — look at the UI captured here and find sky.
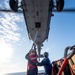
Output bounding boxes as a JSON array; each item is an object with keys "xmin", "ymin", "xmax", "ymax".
[{"xmin": 0, "ymin": 0, "xmax": 75, "ymax": 75}]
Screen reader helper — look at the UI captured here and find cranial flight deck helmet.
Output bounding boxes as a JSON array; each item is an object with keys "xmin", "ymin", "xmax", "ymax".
[
  {"xmin": 44, "ymin": 52, "xmax": 49, "ymax": 57},
  {"xmin": 29, "ymin": 49, "xmax": 37, "ymax": 55}
]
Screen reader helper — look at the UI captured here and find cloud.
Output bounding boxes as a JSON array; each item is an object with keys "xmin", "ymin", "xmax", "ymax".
[
  {"xmin": 0, "ymin": 39, "xmax": 13, "ymax": 63},
  {"xmin": 0, "ymin": 0, "xmax": 24, "ymax": 43},
  {"xmin": 4, "ymin": 0, "xmax": 10, "ymax": 9},
  {"xmin": 0, "ymin": 60, "xmax": 26, "ymax": 75},
  {"xmin": 0, "ymin": 0, "xmax": 11, "ymax": 9},
  {"xmin": 0, "ymin": 12, "xmax": 23, "ymax": 42},
  {"xmin": 0, "ymin": 1, "xmax": 27, "ymax": 74}
]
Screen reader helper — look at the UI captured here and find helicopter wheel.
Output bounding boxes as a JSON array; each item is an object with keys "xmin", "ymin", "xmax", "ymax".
[
  {"xmin": 9, "ymin": 0, "xmax": 18, "ymax": 12},
  {"xmin": 56, "ymin": 0, "xmax": 64, "ymax": 12}
]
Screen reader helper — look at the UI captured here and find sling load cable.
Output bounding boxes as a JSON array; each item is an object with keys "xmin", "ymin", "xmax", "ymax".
[
  {"xmin": 26, "ymin": 28, "xmax": 39, "ymax": 75},
  {"xmin": 30, "ymin": 28, "xmax": 41, "ymax": 61}
]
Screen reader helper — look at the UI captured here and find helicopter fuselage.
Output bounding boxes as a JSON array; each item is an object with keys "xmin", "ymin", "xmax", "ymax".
[{"xmin": 21, "ymin": 0, "xmax": 53, "ymax": 56}]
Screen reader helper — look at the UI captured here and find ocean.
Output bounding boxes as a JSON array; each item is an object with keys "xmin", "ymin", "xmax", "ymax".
[
  {"xmin": 6, "ymin": 70, "xmax": 45, "ymax": 75},
  {"xmin": 6, "ymin": 72, "xmax": 26, "ymax": 75}
]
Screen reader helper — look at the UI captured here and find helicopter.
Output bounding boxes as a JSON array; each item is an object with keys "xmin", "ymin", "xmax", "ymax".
[
  {"xmin": 8, "ymin": 0, "xmax": 65, "ymax": 57},
  {"xmin": 8, "ymin": 0, "xmax": 75, "ymax": 58},
  {"xmin": 0, "ymin": 0, "xmax": 75, "ymax": 58}
]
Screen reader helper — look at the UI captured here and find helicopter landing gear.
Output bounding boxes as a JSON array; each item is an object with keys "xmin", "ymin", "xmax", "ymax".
[
  {"xmin": 9, "ymin": 0, "xmax": 18, "ymax": 12},
  {"xmin": 56, "ymin": 0, "xmax": 64, "ymax": 12}
]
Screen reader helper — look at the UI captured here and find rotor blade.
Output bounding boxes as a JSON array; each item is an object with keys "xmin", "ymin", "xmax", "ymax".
[
  {"xmin": 0, "ymin": 9, "xmax": 23, "ymax": 13},
  {"xmin": 53, "ymin": 8, "xmax": 75, "ymax": 12},
  {"xmin": 62, "ymin": 9, "xmax": 75, "ymax": 12}
]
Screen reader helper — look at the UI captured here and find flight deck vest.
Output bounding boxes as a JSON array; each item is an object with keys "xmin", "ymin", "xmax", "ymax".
[{"xmin": 27, "ymin": 54, "xmax": 37, "ymax": 70}]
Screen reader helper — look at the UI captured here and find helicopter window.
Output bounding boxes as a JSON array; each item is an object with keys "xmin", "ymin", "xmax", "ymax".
[{"xmin": 35, "ymin": 22, "xmax": 41, "ymax": 28}]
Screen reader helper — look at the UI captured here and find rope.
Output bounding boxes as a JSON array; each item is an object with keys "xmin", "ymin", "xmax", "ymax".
[{"xmin": 31, "ymin": 28, "xmax": 39, "ymax": 50}]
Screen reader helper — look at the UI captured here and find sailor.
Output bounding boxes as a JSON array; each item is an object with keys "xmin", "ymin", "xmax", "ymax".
[
  {"xmin": 25, "ymin": 49, "xmax": 38, "ymax": 75},
  {"xmin": 37, "ymin": 52, "xmax": 52, "ymax": 75}
]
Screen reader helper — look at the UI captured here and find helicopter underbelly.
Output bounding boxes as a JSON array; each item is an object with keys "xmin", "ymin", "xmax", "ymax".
[{"xmin": 22, "ymin": 0, "xmax": 52, "ymax": 45}]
